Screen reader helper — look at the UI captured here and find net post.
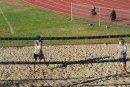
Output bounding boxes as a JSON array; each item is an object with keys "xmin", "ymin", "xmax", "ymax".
[
  {"xmin": 98, "ymin": 7, "xmax": 101, "ymax": 26},
  {"xmin": 70, "ymin": 2, "xmax": 73, "ymax": 22}
]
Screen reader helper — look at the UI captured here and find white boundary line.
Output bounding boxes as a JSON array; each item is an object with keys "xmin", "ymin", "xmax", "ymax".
[{"xmin": 0, "ymin": 8, "xmax": 14, "ymax": 34}]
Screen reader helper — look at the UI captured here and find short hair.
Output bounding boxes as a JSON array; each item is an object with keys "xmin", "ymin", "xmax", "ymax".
[
  {"xmin": 36, "ymin": 35, "xmax": 41, "ymax": 40},
  {"xmin": 119, "ymin": 38, "xmax": 124, "ymax": 43}
]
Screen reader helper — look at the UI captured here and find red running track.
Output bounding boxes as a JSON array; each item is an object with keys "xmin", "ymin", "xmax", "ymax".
[{"xmin": 22, "ymin": 0, "xmax": 130, "ymax": 26}]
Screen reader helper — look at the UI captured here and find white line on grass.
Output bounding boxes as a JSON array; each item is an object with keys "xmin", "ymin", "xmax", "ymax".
[{"xmin": 0, "ymin": 7, "xmax": 14, "ymax": 34}]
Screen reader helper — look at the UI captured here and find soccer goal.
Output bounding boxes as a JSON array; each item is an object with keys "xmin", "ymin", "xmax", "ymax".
[
  {"xmin": 70, "ymin": 2, "xmax": 130, "ymax": 27},
  {"xmin": 70, "ymin": 3, "xmax": 100, "ymax": 25}
]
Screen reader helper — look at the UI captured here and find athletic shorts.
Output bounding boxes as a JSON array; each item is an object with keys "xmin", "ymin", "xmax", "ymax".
[
  {"xmin": 119, "ymin": 58, "xmax": 126, "ymax": 64},
  {"xmin": 33, "ymin": 53, "xmax": 44, "ymax": 60}
]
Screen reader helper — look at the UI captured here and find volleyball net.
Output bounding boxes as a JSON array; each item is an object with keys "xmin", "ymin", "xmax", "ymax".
[{"xmin": 0, "ymin": 34, "xmax": 130, "ymax": 46}]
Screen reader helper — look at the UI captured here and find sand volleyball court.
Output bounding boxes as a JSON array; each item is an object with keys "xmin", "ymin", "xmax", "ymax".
[{"xmin": 0, "ymin": 44, "xmax": 130, "ymax": 86}]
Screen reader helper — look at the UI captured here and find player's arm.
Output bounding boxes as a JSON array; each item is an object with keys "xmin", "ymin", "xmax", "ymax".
[
  {"xmin": 37, "ymin": 45, "xmax": 41, "ymax": 55},
  {"xmin": 124, "ymin": 45, "xmax": 127, "ymax": 53},
  {"xmin": 113, "ymin": 47, "xmax": 118, "ymax": 59}
]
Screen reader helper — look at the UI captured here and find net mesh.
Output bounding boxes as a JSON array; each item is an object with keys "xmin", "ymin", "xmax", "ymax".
[{"xmin": 71, "ymin": 3, "xmax": 130, "ymax": 28}]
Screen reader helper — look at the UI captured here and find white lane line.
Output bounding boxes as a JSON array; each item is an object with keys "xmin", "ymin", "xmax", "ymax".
[
  {"xmin": 0, "ymin": 7, "xmax": 14, "ymax": 34},
  {"xmin": 22, "ymin": 0, "xmax": 69, "ymax": 15}
]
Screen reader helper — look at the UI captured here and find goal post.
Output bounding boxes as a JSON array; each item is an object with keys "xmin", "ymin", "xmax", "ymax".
[
  {"xmin": 70, "ymin": 2, "xmax": 130, "ymax": 27},
  {"xmin": 70, "ymin": 2, "xmax": 73, "ymax": 22},
  {"xmin": 70, "ymin": 2, "xmax": 101, "ymax": 26}
]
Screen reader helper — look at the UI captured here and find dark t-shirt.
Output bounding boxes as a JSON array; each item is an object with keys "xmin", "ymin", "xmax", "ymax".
[
  {"xmin": 91, "ymin": 7, "xmax": 96, "ymax": 15},
  {"xmin": 110, "ymin": 10, "xmax": 116, "ymax": 20}
]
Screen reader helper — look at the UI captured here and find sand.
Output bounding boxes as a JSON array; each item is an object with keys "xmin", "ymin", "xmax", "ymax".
[{"xmin": 0, "ymin": 44, "xmax": 130, "ymax": 87}]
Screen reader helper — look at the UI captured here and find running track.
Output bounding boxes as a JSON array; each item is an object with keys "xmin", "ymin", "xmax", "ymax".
[{"xmin": 22, "ymin": 0, "xmax": 130, "ymax": 26}]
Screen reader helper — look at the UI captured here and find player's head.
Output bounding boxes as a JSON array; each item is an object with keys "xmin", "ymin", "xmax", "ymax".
[
  {"xmin": 119, "ymin": 38, "xmax": 124, "ymax": 45},
  {"xmin": 112, "ymin": 8, "xmax": 115, "ymax": 11},
  {"xmin": 91, "ymin": 6, "xmax": 95, "ymax": 9},
  {"xmin": 36, "ymin": 35, "xmax": 41, "ymax": 41}
]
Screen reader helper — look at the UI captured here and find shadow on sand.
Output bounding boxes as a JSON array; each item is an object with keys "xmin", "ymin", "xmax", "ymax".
[
  {"xmin": 0, "ymin": 56, "xmax": 130, "ymax": 66},
  {"xmin": 66, "ymin": 73, "xmax": 130, "ymax": 86},
  {"xmin": 0, "ymin": 57, "xmax": 130, "ymax": 86},
  {"xmin": 0, "ymin": 73, "xmax": 130, "ymax": 87}
]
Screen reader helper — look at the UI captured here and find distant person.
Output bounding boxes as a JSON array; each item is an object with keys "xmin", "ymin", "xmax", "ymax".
[
  {"xmin": 91, "ymin": 6, "xmax": 96, "ymax": 18},
  {"xmin": 33, "ymin": 35, "xmax": 45, "ymax": 72},
  {"xmin": 114, "ymin": 39, "xmax": 128, "ymax": 76},
  {"xmin": 110, "ymin": 9, "xmax": 116, "ymax": 22}
]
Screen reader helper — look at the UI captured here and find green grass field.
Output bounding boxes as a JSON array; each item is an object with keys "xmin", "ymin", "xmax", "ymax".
[{"xmin": 0, "ymin": 0, "xmax": 130, "ymax": 46}]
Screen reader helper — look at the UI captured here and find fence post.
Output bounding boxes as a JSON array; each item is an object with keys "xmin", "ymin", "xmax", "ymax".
[
  {"xmin": 71, "ymin": 2, "xmax": 73, "ymax": 21},
  {"xmin": 98, "ymin": 7, "xmax": 101, "ymax": 26}
]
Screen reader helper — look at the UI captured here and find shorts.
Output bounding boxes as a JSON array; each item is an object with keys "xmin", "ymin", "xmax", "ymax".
[
  {"xmin": 91, "ymin": 11, "xmax": 96, "ymax": 15},
  {"xmin": 119, "ymin": 58, "xmax": 126, "ymax": 64},
  {"xmin": 33, "ymin": 53, "xmax": 44, "ymax": 60}
]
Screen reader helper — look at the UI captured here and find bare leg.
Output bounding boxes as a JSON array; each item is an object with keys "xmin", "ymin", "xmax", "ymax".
[
  {"xmin": 92, "ymin": 15, "xmax": 93, "ymax": 18},
  {"xmin": 34, "ymin": 59, "xmax": 36, "ymax": 73},
  {"xmin": 120, "ymin": 63, "xmax": 124, "ymax": 72},
  {"xmin": 120, "ymin": 63, "xmax": 128, "ymax": 75},
  {"xmin": 44, "ymin": 58, "xmax": 49, "ymax": 67},
  {"xmin": 123, "ymin": 63, "xmax": 128, "ymax": 75}
]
